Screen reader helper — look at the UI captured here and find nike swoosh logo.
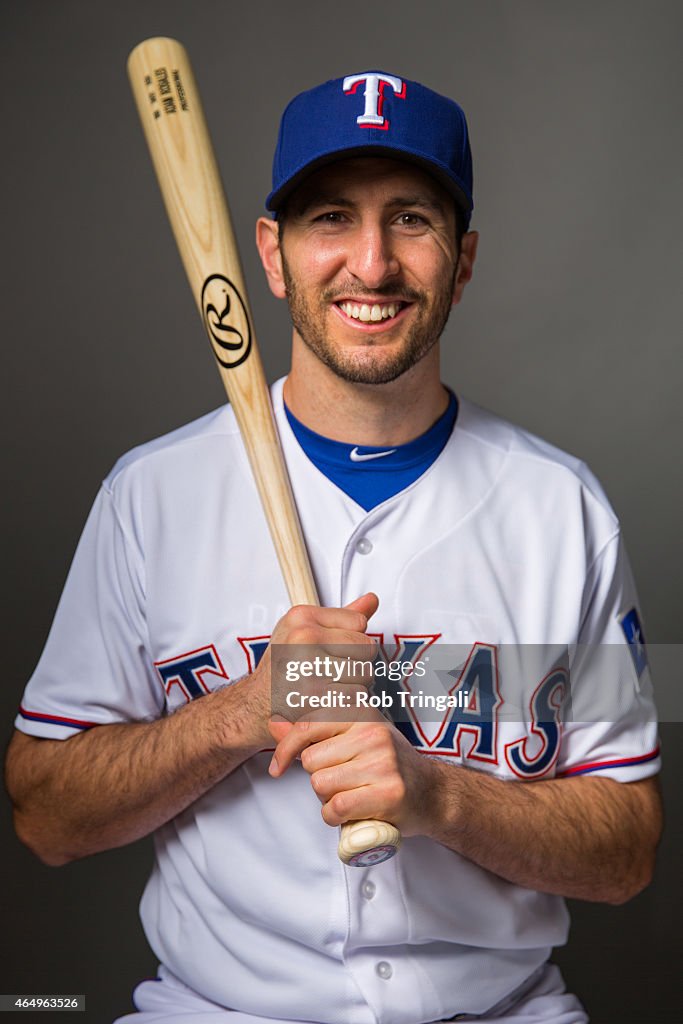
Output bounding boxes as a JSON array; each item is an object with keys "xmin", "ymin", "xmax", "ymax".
[{"xmin": 349, "ymin": 446, "xmax": 397, "ymax": 462}]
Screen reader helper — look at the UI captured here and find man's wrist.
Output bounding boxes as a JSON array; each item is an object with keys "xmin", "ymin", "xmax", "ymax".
[
  {"xmin": 213, "ymin": 672, "xmax": 271, "ymax": 758},
  {"xmin": 419, "ymin": 756, "xmax": 467, "ymax": 846}
]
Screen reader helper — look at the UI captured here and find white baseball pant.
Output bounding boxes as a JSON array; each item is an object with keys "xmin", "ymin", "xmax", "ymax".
[{"xmin": 113, "ymin": 962, "xmax": 588, "ymax": 1023}]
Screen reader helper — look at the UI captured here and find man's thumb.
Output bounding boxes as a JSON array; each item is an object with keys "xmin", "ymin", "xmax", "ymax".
[{"xmin": 344, "ymin": 591, "xmax": 380, "ymax": 625}]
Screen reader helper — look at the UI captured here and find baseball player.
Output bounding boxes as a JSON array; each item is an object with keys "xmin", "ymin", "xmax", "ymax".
[{"xmin": 6, "ymin": 72, "xmax": 662, "ymax": 1024}]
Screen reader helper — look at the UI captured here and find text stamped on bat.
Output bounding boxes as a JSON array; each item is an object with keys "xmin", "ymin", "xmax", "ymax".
[{"xmin": 141, "ymin": 66, "xmax": 189, "ymax": 119}]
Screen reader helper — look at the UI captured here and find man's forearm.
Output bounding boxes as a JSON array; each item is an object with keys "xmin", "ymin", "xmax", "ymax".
[
  {"xmin": 425, "ymin": 760, "xmax": 662, "ymax": 903},
  {"xmin": 6, "ymin": 674, "xmax": 268, "ymax": 866}
]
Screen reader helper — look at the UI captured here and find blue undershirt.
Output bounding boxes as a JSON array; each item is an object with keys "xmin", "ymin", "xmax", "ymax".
[{"xmin": 284, "ymin": 391, "xmax": 458, "ymax": 512}]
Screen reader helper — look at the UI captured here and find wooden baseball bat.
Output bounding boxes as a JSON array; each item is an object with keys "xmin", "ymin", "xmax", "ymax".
[{"xmin": 127, "ymin": 37, "xmax": 401, "ymax": 867}]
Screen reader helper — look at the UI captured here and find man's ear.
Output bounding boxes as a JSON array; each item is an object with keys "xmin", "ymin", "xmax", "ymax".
[
  {"xmin": 256, "ymin": 216, "xmax": 287, "ymax": 299},
  {"xmin": 452, "ymin": 230, "xmax": 479, "ymax": 306}
]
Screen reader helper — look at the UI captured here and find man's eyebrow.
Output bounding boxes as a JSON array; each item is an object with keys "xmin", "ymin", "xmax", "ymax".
[
  {"xmin": 291, "ymin": 193, "xmax": 448, "ymax": 217},
  {"xmin": 388, "ymin": 194, "xmax": 447, "ymax": 215},
  {"xmin": 291, "ymin": 194, "xmax": 356, "ymax": 216}
]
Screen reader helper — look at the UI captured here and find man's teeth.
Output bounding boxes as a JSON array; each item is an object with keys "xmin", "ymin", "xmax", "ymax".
[{"xmin": 339, "ymin": 301, "xmax": 402, "ymax": 322}]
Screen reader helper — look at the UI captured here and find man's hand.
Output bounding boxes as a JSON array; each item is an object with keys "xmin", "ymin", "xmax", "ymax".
[
  {"xmin": 269, "ymin": 714, "xmax": 434, "ymax": 837},
  {"xmin": 263, "ymin": 591, "xmax": 379, "ymax": 746},
  {"xmin": 222, "ymin": 591, "xmax": 380, "ymax": 753},
  {"xmin": 265, "ymin": 590, "xmax": 437, "ymax": 837}
]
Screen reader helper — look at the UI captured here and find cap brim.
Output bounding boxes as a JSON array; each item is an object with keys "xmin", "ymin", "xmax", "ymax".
[{"xmin": 266, "ymin": 145, "xmax": 472, "ymax": 225}]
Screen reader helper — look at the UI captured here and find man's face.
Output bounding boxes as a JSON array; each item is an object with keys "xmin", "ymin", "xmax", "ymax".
[{"xmin": 269, "ymin": 158, "xmax": 466, "ymax": 385}]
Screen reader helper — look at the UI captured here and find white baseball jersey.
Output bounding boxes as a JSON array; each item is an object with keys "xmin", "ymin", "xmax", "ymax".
[{"xmin": 17, "ymin": 377, "xmax": 659, "ymax": 1024}]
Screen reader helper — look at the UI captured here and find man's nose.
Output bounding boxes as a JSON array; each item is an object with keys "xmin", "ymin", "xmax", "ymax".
[{"xmin": 345, "ymin": 224, "xmax": 400, "ymax": 288}]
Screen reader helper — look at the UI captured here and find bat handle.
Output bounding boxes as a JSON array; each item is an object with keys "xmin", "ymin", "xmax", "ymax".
[{"xmin": 338, "ymin": 819, "xmax": 401, "ymax": 866}]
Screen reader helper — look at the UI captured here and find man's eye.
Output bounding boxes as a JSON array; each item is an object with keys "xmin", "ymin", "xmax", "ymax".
[
  {"xmin": 397, "ymin": 213, "xmax": 426, "ymax": 227},
  {"xmin": 315, "ymin": 211, "xmax": 347, "ymax": 224}
]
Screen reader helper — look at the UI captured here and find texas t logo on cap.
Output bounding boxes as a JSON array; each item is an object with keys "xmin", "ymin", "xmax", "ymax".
[{"xmin": 342, "ymin": 72, "xmax": 406, "ymax": 130}]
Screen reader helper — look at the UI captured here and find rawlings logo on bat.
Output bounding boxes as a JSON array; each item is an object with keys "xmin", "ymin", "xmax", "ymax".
[{"xmin": 201, "ymin": 273, "xmax": 252, "ymax": 369}]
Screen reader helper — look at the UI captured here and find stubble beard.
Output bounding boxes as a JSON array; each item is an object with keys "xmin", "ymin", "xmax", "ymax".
[{"xmin": 281, "ymin": 253, "xmax": 457, "ymax": 386}]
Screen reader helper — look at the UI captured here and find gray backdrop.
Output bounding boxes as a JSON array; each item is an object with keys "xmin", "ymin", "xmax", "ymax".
[{"xmin": 2, "ymin": 1, "xmax": 681, "ymax": 1021}]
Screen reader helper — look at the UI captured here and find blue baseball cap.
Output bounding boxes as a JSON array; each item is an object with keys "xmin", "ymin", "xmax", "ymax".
[{"xmin": 266, "ymin": 71, "xmax": 474, "ymax": 227}]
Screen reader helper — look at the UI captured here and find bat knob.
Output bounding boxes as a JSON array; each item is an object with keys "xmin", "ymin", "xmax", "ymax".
[{"xmin": 338, "ymin": 820, "xmax": 402, "ymax": 867}]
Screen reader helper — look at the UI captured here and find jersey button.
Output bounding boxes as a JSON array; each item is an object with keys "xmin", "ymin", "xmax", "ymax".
[
  {"xmin": 355, "ymin": 537, "xmax": 373, "ymax": 555},
  {"xmin": 375, "ymin": 961, "xmax": 392, "ymax": 980},
  {"xmin": 361, "ymin": 880, "xmax": 376, "ymax": 900}
]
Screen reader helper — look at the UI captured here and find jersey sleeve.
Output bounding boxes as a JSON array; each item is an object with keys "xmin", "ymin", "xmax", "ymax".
[
  {"xmin": 556, "ymin": 531, "xmax": 660, "ymax": 782},
  {"xmin": 15, "ymin": 484, "xmax": 164, "ymax": 739}
]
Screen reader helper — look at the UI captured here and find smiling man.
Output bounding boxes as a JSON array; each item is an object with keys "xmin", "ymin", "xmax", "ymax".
[
  {"xmin": 6, "ymin": 72, "xmax": 661, "ymax": 1024},
  {"xmin": 263, "ymin": 156, "xmax": 472, "ymax": 387}
]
